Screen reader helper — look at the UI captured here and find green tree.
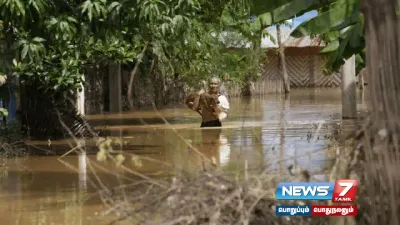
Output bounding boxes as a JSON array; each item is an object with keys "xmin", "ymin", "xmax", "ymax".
[
  {"xmin": 0, "ymin": 0, "xmax": 269, "ymax": 138},
  {"xmin": 0, "ymin": 0, "xmax": 249, "ymax": 104}
]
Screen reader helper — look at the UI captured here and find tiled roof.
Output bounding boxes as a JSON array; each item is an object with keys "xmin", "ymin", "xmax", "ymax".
[
  {"xmin": 282, "ymin": 35, "xmax": 325, "ymax": 47},
  {"xmin": 261, "ymin": 28, "xmax": 292, "ymax": 48},
  {"xmin": 261, "ymin": 26, "xmax": 325, "ymax": 48}
]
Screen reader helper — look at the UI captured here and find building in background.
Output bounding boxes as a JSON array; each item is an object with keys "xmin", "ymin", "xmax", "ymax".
[{"xmin": 262, "ymin": 35, "xmax": 341, "ymax": 88}]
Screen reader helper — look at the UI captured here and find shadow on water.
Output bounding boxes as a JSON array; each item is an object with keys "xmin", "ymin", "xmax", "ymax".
[{"xmin": 1, "ymin": 88, "xmax": 369, "ymax": 224}]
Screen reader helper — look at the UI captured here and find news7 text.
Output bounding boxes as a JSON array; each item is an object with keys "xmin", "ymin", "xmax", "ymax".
[{"xmin": 275, "ymin": 179, "xmax": 358, "ymax": 202}]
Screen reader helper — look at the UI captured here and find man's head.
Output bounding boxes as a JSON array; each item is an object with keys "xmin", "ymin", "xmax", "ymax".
[{"xmin": 209, "ymin": 77, "xmax": 221, "ymax": 94}]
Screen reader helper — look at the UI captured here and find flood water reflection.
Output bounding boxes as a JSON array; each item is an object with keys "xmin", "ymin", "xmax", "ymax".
[{"xmin": 0, "ymin": 88, "xmax": 369, "ymax": 224}]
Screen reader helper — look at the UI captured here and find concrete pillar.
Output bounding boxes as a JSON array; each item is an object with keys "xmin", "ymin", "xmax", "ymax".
[
  {"xmin": 78, "ymin": 151, "xmax": 87, "ymax": 190},
  {"xmin": 357, "ymin": 68, "xmax": 366, "ymax": 90},
  {"xmin": 341, "ymin": 55, "xmax": 357, "ymax": 119},
  {"xmin": 358, "ymin": 71, "xmax": 364, "ymax": 90},
  {"xmin": 76, "ymin": 78, "xmax": 85, "ymax": 116},
  {"xmin": 109, "ymin": 64, "xmax": 122, "ymax": 113}
]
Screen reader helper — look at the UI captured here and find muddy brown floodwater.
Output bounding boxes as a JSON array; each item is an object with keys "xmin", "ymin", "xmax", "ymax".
[{"xmin": 0, "ymin": 88, "xmax": 369, "ymax": 225}]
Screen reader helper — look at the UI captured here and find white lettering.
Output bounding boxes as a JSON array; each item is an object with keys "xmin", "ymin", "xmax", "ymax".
[
  {"xmin": 279, "ymin": 206, "xmax": 310, "ymax": 215},
  {"xmin": 316, "ymin": 186, "xmax": 330, "ymax": 196},
  {"xmin": 302, "ymin": 186, "xmax": 317, "ymax": 196},
  {"xmin": 316, "ymin": 207, "xmax": 354, "ymax": 216},
  {"xmin": 338, "ymin": 182, "xmax": 353, "ymax": 196},
  {"xmin": 292, "ymin": 187, "xmax": 303, "ymax": 196},
  {"xmin": 281, "ymin": 185, "xmax": 330, "ymax": 196},
  {"xmin": 282, "ymin": 186, "xmax": 292, "ymax": 196}
]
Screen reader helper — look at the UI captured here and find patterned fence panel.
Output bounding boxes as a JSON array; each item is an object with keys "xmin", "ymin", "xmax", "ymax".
[
  {"xmin": 314, "ymin": 56, "xmax": 341, "ymax": 87},
  {"xmin": 227, "ymin": 79, "xmax": 283, "ymax": 97},
  {"xmin": 261, "ymin": 54, "xmax": 342, "ymax": 87},
  {"xmin": 262, "ymin": 53, "xmax": 281, "ymax": 80},
  {"xmin": 285, "ymin": 55, "xmax": 313, "ymax": 87}
]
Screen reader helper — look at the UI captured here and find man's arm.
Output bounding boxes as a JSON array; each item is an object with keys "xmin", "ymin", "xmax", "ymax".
[
  {"xmin": 193, "ymin": 89, "xmax": 205, "ymax": 111},
  {"xmin": 218, "ymin": 109, "xmax": 229, "ymax": 121},
  {"xmin": 192, "ymin": 95, "xmax": 201, "ymax": 111},
  {"xmin": 185, "ymin": 89, "xmax": 205, "ymax": 112}
]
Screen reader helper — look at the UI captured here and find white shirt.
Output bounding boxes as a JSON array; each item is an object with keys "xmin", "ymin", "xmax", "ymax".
[
  {"xmin": 218, "ymin": 95, "xmax": 229, "ymax": 121},
  {"xmin": 218, "ymin": 95, "xmax": 230, "ymax": 110}
]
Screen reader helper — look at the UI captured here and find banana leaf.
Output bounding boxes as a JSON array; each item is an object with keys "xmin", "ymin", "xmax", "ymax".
[
  {"xmin": 291, "ymin": 4, "xmax": 360, "ymax": 37},
  {"xmin": 272, "ymin": 0, "xmax": 335, "ymax": 23},
  {"xmin": 320, "ymin": 20, "xmax": 365, "ymax": 74},
  {"xmin": 250, "ymin": 0, "xmax": 334, "ymax": 31},
  {"xmin": 249, "ymin": 0, "xmax": 297, "ymax": 16},
  {"xmin": 319, "ymin": 40, "xmax": 339, "ymax": 53}
]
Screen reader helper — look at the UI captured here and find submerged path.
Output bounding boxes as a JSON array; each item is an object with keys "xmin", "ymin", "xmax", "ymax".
[{"xmin": 2, "ymin": 88, "xmax": 369, "ymax": 225}]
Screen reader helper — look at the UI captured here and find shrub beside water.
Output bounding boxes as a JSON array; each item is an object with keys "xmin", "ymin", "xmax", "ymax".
[{"xmin": 0, "ymin": 121, "xmax": 28, "ymax": 158}]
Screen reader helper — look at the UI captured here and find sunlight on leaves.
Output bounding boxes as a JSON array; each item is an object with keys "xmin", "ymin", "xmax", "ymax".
[
  {"xmin": 115, "ymin": 154, "xmax": 125, "ymax": 167},
  {"xmin": 131, "ymin": 155, "xmax": 143, "ymax": 168},
  {"xmin": 96, "ymin": 148, "xmax": 107, "ymax": 162},
  {"xmin": 0, "ymin": 74, "xmax": 6, "ymax": 86},
  {"xmin": 0, "ymin": 108, "xmax": 8, "ymax": 117}
]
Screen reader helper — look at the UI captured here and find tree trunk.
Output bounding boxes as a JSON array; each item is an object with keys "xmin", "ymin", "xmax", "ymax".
[
  {"xmin": 127, "ymin": 42, "xmax": 148, "ymax": 110},
  {"xmin": 363, "ymin": 0, "xmax": 400, "ymax": 127},
  {"xmin": 109, "ymin": 64, "xmax": 122, "ymax": 113},
  {"xmin": 241, "ymin": 81, "xmax": 253, "ymax": 96},
  {"xmin": 358, "ymin": 0, "xmax": 400, "ymax": 224},
  {"xmin": 276, "ymin": 25, "xmax": 290, "ymax": 93}
]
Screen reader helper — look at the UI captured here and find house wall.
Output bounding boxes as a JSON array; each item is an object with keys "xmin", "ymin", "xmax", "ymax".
[
  {"xmin": 223, "ymin": 79, "xmax": 284, "ymax": 97},
  {"xmin": 262, "ymin": 47, "xmax": 341, "ymax": 87}
]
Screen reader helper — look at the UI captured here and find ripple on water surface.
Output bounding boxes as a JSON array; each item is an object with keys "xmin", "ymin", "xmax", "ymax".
[{"xmin": 1, "ymin": 88, "xmax": 369, "ymax": 224}]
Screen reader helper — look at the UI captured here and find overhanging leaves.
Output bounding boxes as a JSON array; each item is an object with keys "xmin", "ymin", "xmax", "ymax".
[
  {"xmin": 248, "ymin": 0, "xmax": 366, "ymax": 75},
  {"xmin": 291, "ymin": 2, "xmax": 360, "ymax": 37},
  {"xmin": 272, "ymin": 0, "xmax": 335, "ymax": 23},
  {"xmin": 320, "ymin": 19, "xmax": 365, "ymax": 74}
]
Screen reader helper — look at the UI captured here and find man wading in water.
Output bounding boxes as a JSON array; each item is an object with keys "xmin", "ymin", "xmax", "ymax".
[{"xmin": 185, "ymin": 77, "xmax": 230, "ymax": 127}]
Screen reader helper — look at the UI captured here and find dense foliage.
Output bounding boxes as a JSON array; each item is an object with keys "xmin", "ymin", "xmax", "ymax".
[
  {"xmin": 0, "ymin": 0, "xmax": 268, "ymax": 111},
  {"xmin": 0, "ymin": 0, "xmax": 368, "ymax": 118}
]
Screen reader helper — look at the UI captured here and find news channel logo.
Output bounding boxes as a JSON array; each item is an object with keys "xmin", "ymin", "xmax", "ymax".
[{"xmin": 275, "ymin": 180, "xmax": 358, "ymax": 202}]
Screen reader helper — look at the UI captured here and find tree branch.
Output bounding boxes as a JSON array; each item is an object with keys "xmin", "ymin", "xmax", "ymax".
[{"xmin": 127, "ymin": 42, "xmax": 149, "ymax": 110}]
